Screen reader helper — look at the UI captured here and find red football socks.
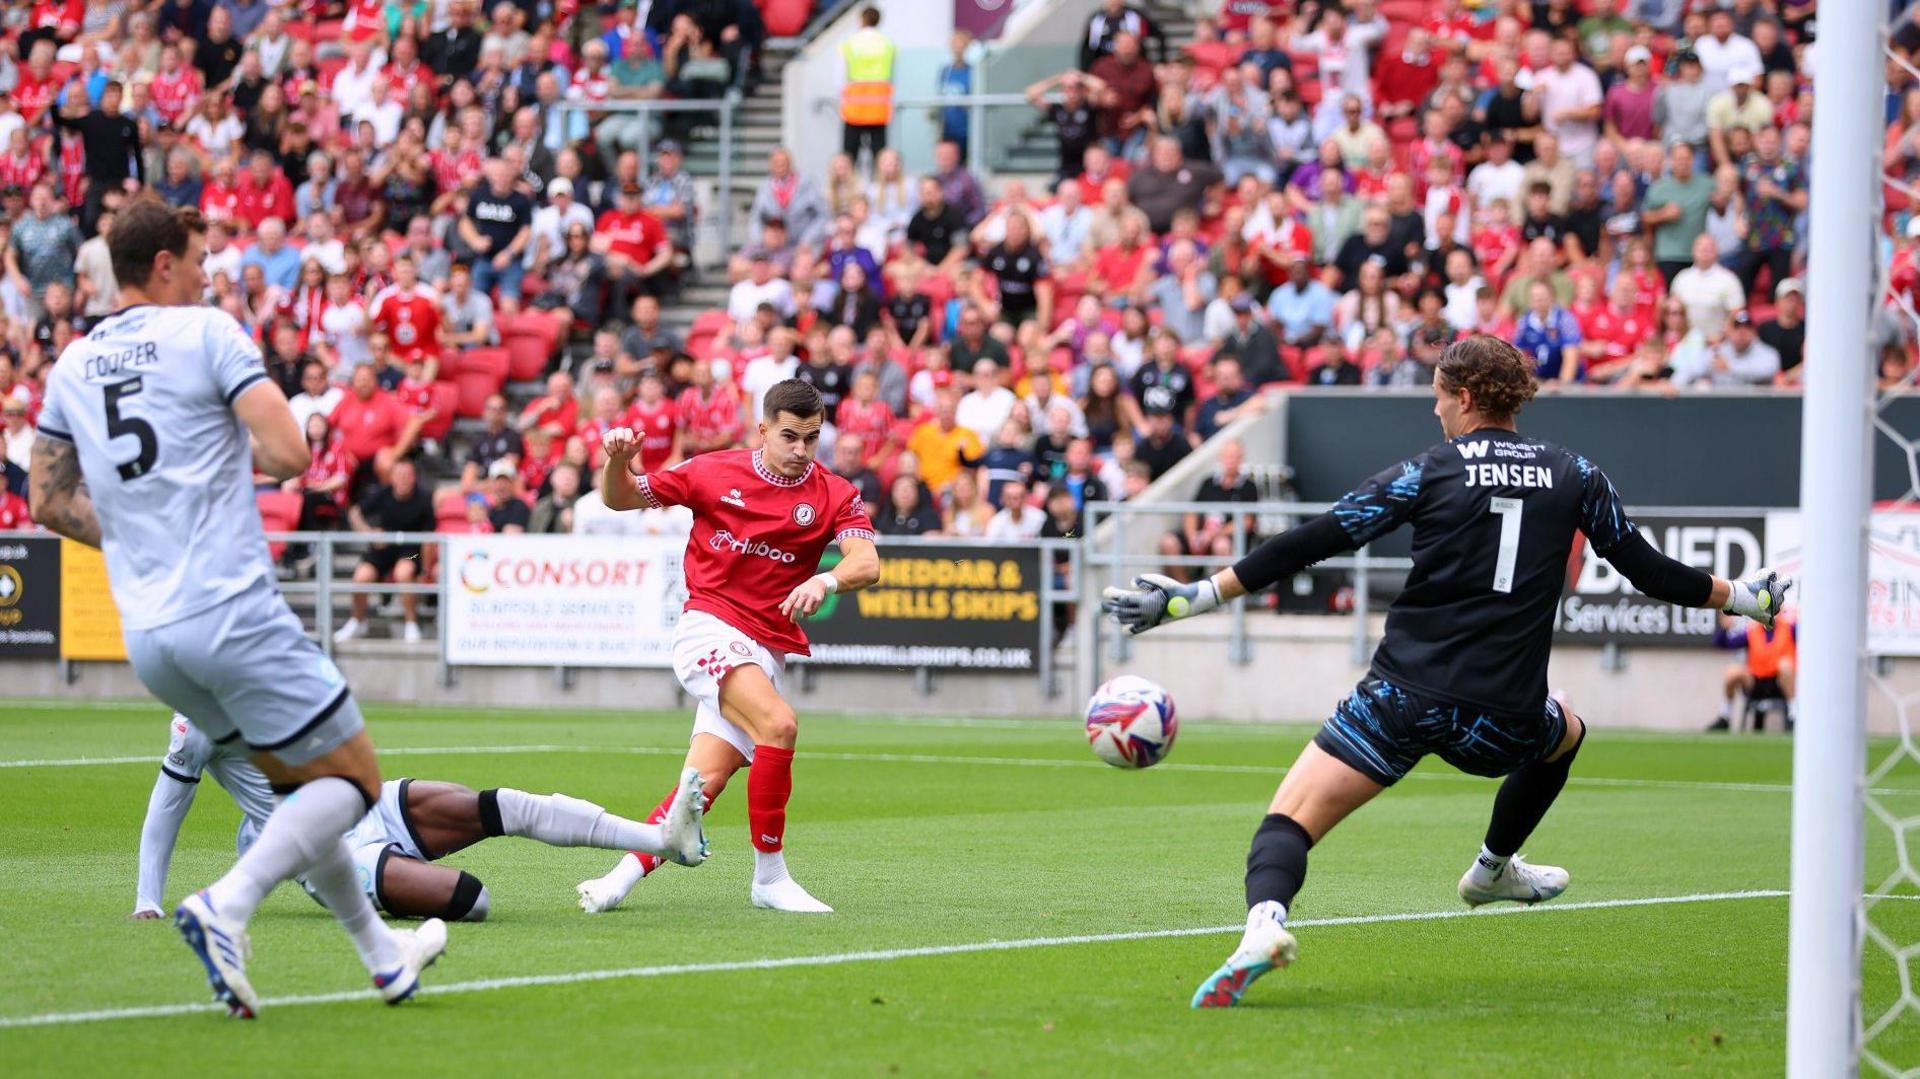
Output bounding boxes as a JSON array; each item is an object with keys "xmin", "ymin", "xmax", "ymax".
[
  {"xmin": 628, "ymin": 784, "xmax": 717, "ymax": 875},
  {"xmin": 747, "ymin": 745, "xmax": 794, "ymax": 853}
]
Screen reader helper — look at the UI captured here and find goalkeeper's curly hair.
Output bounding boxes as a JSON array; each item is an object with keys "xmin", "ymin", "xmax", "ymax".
[{"xmin": 1436, "ymin": 334, "xmax": 1539, "ymax": 422}]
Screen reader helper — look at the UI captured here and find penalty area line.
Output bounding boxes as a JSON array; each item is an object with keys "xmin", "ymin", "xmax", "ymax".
[{"xmin": 0, "ymin": 889, "xmax": 1791, "ymax": 1029}]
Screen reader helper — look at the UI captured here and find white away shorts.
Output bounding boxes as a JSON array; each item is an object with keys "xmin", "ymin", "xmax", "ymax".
[
  {"xmin": 124, "ymin": 580, "xmax": 364, "ymax": 766},
  {"xmin": 670, "ymin": 610, "xmax": 785, "ymax": 763}
]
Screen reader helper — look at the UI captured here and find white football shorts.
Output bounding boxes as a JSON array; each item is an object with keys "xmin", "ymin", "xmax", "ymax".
[{"xmin": 669, "ymin": 609, "xmax": 785, "ymax": 763}]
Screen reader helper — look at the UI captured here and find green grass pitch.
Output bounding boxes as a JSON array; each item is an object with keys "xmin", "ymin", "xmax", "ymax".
[{"xmin": 0, "ymin": 701, "xmax": 1913, "ymax": 1076}]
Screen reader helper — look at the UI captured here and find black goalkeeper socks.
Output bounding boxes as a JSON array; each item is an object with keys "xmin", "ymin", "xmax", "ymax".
[
  {"xmin": 1245, "ymin": 813, "xmax": 1313, "ymax": 909},
  {"xmin": 1483, "ymin": 727, "xmax": 1586, "ymax": 858}
]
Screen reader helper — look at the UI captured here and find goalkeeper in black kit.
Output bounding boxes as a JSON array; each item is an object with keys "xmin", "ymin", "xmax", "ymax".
[{"xmin": 1101, "ymin": 335, "xmax": 1791, "ymax": 1009}]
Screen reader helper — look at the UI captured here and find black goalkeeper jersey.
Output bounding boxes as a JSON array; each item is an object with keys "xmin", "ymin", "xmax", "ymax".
[{"xmin": 1333, "ymin": 427, "xmax": 1636, "ymax": 716}]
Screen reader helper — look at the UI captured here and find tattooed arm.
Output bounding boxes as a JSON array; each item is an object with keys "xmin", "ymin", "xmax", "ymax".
[{"xmin": 28, "ymin": 435, "xmax": 102, "ymax": 548}]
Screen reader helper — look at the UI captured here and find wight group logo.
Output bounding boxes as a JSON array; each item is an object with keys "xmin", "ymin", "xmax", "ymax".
[{"xmin": 460, "ymin": 549, "xmax": 495, "ymax": 594}]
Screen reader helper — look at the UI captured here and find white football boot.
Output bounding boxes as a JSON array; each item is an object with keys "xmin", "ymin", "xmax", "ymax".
[
  {"xmin": 374, "ymin": 918, "xmax": 448, "ymax": 1005},
  {"xmin": 750, "ymin": 876, "xmax": 834, "ymax": 913},
  {"xmin": 174, "ymin": 890, "xmax": 259, "ymax": 1018},
  {"xmin": 577, "ymin": 855, "xmax": 646, "ymax": 913},
  {"xmin": 1192, "ymin": 918, "xmax": 1298, "ymax": 1008},
  {"xmin": 1457, "ymin": 854, "xmax": 1571, "ymax": 907},
  {"xmin": 662, "ymin": 768, "xmax": 710, "ymax": 867}
]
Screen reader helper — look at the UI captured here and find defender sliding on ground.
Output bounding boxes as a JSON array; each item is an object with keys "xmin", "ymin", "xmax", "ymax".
[
  {"xmin": 29, "ymin": 198, "xmax": 446, "ymax": 1018},
  {"xmin": 1102, "ymin": 335, "xmax": 1790, "ymax": 1009},
  {"xmin": 134, "ymin": 715, "xmax": 710, "ymax": 922}
]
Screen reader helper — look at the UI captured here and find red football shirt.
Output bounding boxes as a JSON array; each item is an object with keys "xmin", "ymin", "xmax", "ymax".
[
  {"xmin": 623, "ymin": 397, "xmax": 680, "ymax": 472},
  {"xmin": 675, "ymin": 383, "xmax": 743, "ymax": 452},
  {"xmin": 835, "ymin": 396, "xmax": 893, "ymax": 446},
  {"xmin": 0, "ymin": 489, "xmax": 34, "ymax": 530},
  {"xmin": 596, "ymin": 208, "xmax": 667, "ymax": 263},
  {"xmin": 11, "ymin": 73, "xmax": 55, "ymax": 125},
  {"xmin": 637, "ymin": 449, "xmax": 875, "ymax": 656},
  {"xmin": 151, "ymin": 68, "xmax": 202, "ymax": 125},
  {"xmin": 371, "ymin": 285, "xmax": 443, "ymax": 362},
  {"xmin": 329, "ymin": 389, "xmax": 410, "ymax": 461},
  {"xmin": 235, "ymin": 171, "xmax": 296, "ymax": 230}
]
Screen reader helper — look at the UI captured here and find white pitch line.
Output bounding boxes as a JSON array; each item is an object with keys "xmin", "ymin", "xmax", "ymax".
[
  {"xmin": 4, "ymin": 743, "xmax": 1916, "ymax": 797},
  {"xmin": 0, "ymin": 889, "xmax": 1794, "ymax": 1030}
]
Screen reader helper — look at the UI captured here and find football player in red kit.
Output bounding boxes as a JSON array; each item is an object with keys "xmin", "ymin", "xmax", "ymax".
[{"xmin": 579, "ymin": 378, "xmax": 880, "ymax": 913}]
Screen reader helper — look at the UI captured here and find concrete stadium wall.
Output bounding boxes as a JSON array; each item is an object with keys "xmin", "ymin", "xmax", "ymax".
[{"xmin": 1280, "ymin": 390, "xmax": 1920, "ymax": 507}]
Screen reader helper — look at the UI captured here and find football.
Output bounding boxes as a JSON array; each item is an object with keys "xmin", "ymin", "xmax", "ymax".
[{"xmin": 1085, "ymin": 675, "xmax": 1179, "ymax": 769}]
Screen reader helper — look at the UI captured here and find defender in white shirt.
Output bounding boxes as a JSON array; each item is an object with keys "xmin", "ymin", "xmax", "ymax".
[
  {"xmin": 28, "ymin": 199, "xmax": 444, "ymax": 1019},
  {"xmin": 135, "ymin": 715, "xmax": 710, "ymax": 925}
]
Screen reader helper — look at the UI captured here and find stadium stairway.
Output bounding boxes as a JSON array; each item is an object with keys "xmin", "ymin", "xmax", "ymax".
[{"xmin": 996, "ymin": 0, "xmax": 1197, "ymax": 180}]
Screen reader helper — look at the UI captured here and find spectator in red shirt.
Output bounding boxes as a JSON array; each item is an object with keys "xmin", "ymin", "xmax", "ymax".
[
  {"xmin": 199, "ymin": 156, "xmax": 241, "ymax": 226},
  {"xmin": 369, "ymin": 253, "xmax": 443, "ymax": 372},
  {"xmin": 594, "ymin": 181, "xmax": 674, "ymax": 319},
  {"xmin": 1580, "ymin": 273, "xmax": 1655, "ymax": 382},
  {"xmin": 151, "ymin": 43, "xmax": 204, "ymax": 127},
  {"xmin": 1604, "ymin": 46, "xmax": 1658, "ymax": 144},
  {"xmin": 1086, "ymin": 32, "xmax": 1158, "ymax": 160},
  {"xmin": 235, "ymin": 148, "xmax": 296, "ymax": 231},
  {"xmin": 0, "ymin": 485, "xmax": 32, "ymax": 530},
  {"xmin": 329, "ymin": 361, "xmax": 424, "ymax": 488},
  {"xmin": 12, "ymin": 41, "xmax": 58, "ymax": 126},
  {"xmin": 518, "ymin": 369, "xmax": 581, "ymax": 438},
  {"xmin": 675, "ymin": 356, "xmax": 745, "ymax": 456},
  {"xmin": 1375, "ymin": 28, "xmax": 1441, "ymax": 123},
  {"xmin": 286, "ymin": 412, "xmax": 354, "ymax": 537},
  {"xmin": 835, "ymin": 367, "xmax": 896, "ymax": 465}
]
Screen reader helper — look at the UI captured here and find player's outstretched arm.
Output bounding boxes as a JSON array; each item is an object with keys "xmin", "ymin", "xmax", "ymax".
[
  {"xmin": 1103, "ymin": 514, "xmax": 1355, "ymax": 635},
  {"xmin": 1580, "ymin": 462, "xmax": 1792, "ymax": 629},
  {"xmin": 27, "ymin": 435, "xmax": 101, "ymax": 547},
  {"xmin": 1603, "ymin": 531, "xmax": 1792, "ymax": 629},
  {"xmin": 599, "ymin": 426, "xmax": 646, "ymax": 510},
  {"xmin": 233, "ymin": 380, "xmax": 310, "ymax": 481}
]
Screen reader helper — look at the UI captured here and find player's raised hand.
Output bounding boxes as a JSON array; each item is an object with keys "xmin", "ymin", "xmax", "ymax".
[
  {"xmin": 1101, "ymin": 573, "xmax": 1221, "ymax": 635},
  {"xmin": 601, "ymin": 426, "xmax": 640, "ymax": 466},
  {"xmin": 1722, "ymin": 570, "xmax": 1792, "ymax": 630}
]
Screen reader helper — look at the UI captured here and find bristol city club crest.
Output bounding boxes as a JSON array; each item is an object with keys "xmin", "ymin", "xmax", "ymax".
[{"xmin": 792, "ymin": 504, "xmax": 816, "ymax": 526}]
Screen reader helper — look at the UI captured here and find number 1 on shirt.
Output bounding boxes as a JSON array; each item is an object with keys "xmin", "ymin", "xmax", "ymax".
[{"xmin": 1488, "ymin": 497, "xmax": 1522, "ymax": 593}]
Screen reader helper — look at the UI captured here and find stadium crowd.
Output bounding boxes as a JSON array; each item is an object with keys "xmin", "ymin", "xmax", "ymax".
[{"xmin": 0, "ymin": 0, "xmax": 1878, "ymax": 587}]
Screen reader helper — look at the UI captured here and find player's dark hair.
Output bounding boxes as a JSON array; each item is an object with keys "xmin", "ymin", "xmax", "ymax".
[
  {"xmin": 1436, "ymin": 334, "xmax": 1538, "ymax": 422},
  {"xmin": 763, "ymin": 378, "xmax": 825, "ymax": 422},
  {"xmin": 110, "ymin": 198, "xmax": 204, "ymax": 291}
]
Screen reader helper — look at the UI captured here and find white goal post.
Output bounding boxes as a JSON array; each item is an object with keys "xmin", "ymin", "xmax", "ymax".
[{"xmin": 1788, "ymin": 7, "xmax": 1881, "ymax": 1075}]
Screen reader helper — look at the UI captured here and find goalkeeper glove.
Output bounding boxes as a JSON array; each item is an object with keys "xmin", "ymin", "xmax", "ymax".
[
  {"xmin": 1722, "ymin": 570, "xmax": 1792, "ymax": 630},
  {"xmin": 1100, "ymin": 573, "xmax": 1221, "ymax": 636}
]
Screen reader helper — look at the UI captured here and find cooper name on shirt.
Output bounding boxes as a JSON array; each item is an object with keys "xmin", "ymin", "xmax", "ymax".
[
  {"xmin": 85, "ymin": 342, "xmax": 161, "ymax": 380},
  {"xmin": 1463, "ymin": 463, "xmax": 1555, "ymax": 488}
]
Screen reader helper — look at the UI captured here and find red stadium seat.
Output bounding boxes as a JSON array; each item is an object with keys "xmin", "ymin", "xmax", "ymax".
[
  {"xmin": 256, "ymin": 490, "xmax": 301, "ymax": 561},
  {"xmin": 502, "ymin": 334, "xmax": 551, "ymax": 382},
  {"xmin": 433, "ymin": 485, "xmax": 468, "ymax": 518},
  {"xmin": 690, "ymin": 309, "xmax": 731, "ymax": 336},
  {"xmin": 759, "ymin": 0, "xmax": 812, "ymax": 37},
  {"xmin": 498, "ymin": 312, "xmax": 559, "ymax": 381},
  {"xmin": 420, "ymin": 381, "xmax": 460, "ymax": 441},
  {"xmin": 453, "ymin": 347, "xmax": 509, "ymax": 417}
]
